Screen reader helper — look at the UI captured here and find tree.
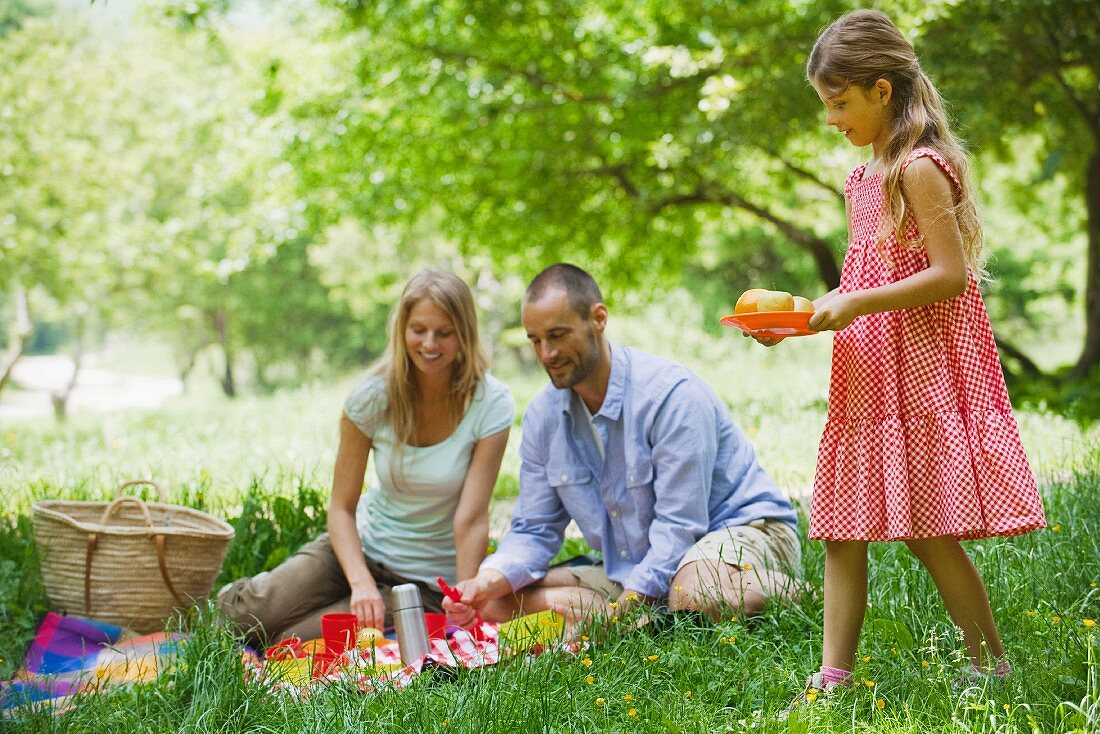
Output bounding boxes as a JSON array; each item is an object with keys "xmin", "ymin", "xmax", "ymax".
[
  {"xmin": 294, "ymin": 0, "xmax": 852, "ymax": 299},
  {"xmin": 914, "ymin": 0, "xmax": 1100, "ymax": 376}
]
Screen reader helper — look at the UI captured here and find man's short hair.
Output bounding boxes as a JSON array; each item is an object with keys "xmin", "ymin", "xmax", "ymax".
[{"xmin": 525, "ymin": 263, "xmax": 604, "ymax": 320}]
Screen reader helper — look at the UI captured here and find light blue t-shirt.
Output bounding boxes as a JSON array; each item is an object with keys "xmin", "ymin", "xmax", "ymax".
[{"xmin": 343, "ymin": 373, "xmax": 514, "ymax": 586}]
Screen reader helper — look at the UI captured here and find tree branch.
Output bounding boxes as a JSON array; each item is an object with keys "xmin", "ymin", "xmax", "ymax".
[
  {"xmin": 995, "ymin": 333, "xmax": 1043, "ymax": 378},
  {"xmin": 1037, "ymin": 17, "xmax": 1100, "ymax": 140}
]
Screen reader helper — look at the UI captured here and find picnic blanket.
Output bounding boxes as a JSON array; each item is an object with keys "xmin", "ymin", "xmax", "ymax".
[
  {"xmin": 249, "ymin": 621, "xmax": 507, "ymax": 696},
  {"xmin": 0, "ymin": 612, "xmax": 183, "ymax": 716}
]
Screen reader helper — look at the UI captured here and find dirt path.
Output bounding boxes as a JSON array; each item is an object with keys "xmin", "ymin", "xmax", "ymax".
[{"xmin": 0, "ymin": 355, "xmax": 183, "ymax": 421}]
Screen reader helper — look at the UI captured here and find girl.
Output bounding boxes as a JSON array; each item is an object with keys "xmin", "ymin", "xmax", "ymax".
[
  {"xmin": 783, "ymin": 9, "xmax": 1046, "ymax": 705},
  {"xmin": 218, "ymin": 268, "xmax": 514, "ymax": 643}
]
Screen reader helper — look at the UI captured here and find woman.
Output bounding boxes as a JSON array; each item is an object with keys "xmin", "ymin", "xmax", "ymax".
[{"xmin": 218, "ymin": 269, "xmax": 514, "ymax": 643}]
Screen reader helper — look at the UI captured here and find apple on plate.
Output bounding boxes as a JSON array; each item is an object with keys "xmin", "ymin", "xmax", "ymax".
[
  {"xmin": 756, "ymin": 290, "xmax": 795, "ymax": 312},
  {"xmin": 734, "ymin": 288, "xmax": 768, "ymax": 314}
]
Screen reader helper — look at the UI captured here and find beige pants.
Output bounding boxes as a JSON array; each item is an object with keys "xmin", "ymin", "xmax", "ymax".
[
  {"xmin": 567, "ymin": 519, "xmax": 801, "ymax": 599},
  {"xmin": 216, "ymin": 534, "xmax": 444, "ymax": 646}
]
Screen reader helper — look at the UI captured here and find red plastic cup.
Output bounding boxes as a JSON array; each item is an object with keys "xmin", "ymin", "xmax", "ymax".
[
  {"xmin": 320, "ymin": 612, "xmax": 358, "ymax": 653},
  {"xmin": 424, "ymin": 612, "xmax": 448, "ymax": 640},
  {"xmin": 264, "ymin": 636, "xmax": 304, "ymax": 661},
  {"xmin": 312, "ymin": 649, "xmax": 339, "ymax": 679}
]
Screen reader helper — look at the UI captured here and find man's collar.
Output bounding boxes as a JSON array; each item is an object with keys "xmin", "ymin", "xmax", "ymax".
[{"xmin": 557, "ymin": 342, "xmax": 625, "ymax": 421}]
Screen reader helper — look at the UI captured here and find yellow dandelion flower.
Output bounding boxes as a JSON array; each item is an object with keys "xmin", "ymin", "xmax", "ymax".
[
  {"xmin": 1052, "ymin": 615, "xmax": 1062, "ymax": 623},
  {"xmin": 596, "ymin": 697, "xmax": 605, "ymax": 707},
  {"xmin": 1091, "ymin": 582, "xmax": 1098, "ymax": 589},
  {"xmin": 805, "ymin": 689, "xmax": 818, "ymax": 703},
  {"xmin": 742, "ymin": 563, "xmax": 752, "ymax": 571},
  {"xmin": 626, "ymin": 593, "xmax": 638, "ymax": 601},
  {"xmin": 442, "ymin": 720, "xmax": 449, "ymax": 728},
  {"xmin": 581, "ymin": 635, "xmax": 589, "ymax": 642},
  {"xmin": 1052, "ymin": 524, "xmax": 1062, "ymax": 532},
  {"xmin": 876, "ymin": 699, "xmax": 885, "ymax": 710},
  {"xmin": 608, "ymin": 601, "xmax": 619, "ymax": 608},
  {"xmin": 1084, "ymin": 619, "xmax": 1096, "ymax": 628},
  {"xmin": 684, "ymin": 691, "xmax": 692, "ymax": 699},
  {"xmin": 728, "ymin": 635, "xmax": 737, "ymax": 645},
  {"xmin": 586, "ymin": 675, "xmax": 594, "ymax": 685},
  {"xmin": 861, "ymin": 656, "xmax": 870, "ymax": 663},
  {"xmin": 647, "ymin": 654, "xmax": 659, "ymax": 662},
  {"xmin": 611, "ymin": 616, "xmax": 620, "ymax": 624},
  {"xmin": 673, "ymin": 585, "xmax": 683, "ymax": 591},
  {"xmin": 1003, "ymin": 703, "xmax": 1010, "ymax": 712},
  {"xmin": 1026, "ymin": 611, "xmax": 1037, "ymax": 618},
  {"xmin": 627, "ymin": 708, "xmax": 637, "ymax": 718},
  {"xmin": 582, "ymin": 658, "xmax": 592, "ymax": 667},
  {"xmin": 921, "ymin": 660, "xmax": 930, "ymax": 668},
  {"xmin": 863, "ymin": 680, "xmax": 875, "ymax": 688},
  {"xmin": 624, "ymin": 694, "xmax": 634, "ymax": 702}
]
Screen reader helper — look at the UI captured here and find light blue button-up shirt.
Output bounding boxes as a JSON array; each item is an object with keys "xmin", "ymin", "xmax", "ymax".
[{"xmin": 482, "ymin": 343, "xmax": 797, "ymax": 600}]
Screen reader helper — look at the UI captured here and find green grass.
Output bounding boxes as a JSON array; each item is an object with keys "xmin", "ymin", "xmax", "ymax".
[
  {"xmin": 2, "ymin": 469, "xmax": 1098, "ymax": 732},
  {"xmin": 2, "ymin": 319, "xmax": 1099, "ymax": 731}
]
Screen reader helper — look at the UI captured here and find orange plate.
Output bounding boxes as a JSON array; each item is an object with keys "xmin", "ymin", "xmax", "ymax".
[{"xmin": 720, "ymin": 311, "xmax": 817, "ymax": 337}]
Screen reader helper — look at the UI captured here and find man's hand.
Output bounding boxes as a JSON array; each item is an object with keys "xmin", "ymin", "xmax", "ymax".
[
  {"xmin": 614, "ymin": 588, "xmax": 656, "ymax": 614},
  {"xmin": 443, "ymin": 569, "xmax": 511, "ymax": 628}
]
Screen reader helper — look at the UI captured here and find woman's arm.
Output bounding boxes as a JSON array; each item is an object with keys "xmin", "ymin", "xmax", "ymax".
[
  {"xmin": 328, "ymin": 414, "xmax": 386, "ymax": 630},
  {"xmin": 809, "ymin": 157, "xmax": 969, "ymax": 332},
  {"xmin": 452, "ymin": 427, "xmax": 511, "ymax": 582}
]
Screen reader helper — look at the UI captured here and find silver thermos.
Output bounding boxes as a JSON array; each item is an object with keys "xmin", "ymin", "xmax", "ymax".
[{"xmin": 391, "ymin": 583, "xmax": 431, "ymax": 664}]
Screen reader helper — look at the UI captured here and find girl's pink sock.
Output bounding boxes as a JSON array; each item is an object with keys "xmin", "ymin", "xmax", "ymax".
[
  {"xmin": 820, "ymin": 666, "xmax": 852, "ymax": 689},
  {"xmin": 973, "ymin": 659, "xmax": 1012, "ymax": 678}
]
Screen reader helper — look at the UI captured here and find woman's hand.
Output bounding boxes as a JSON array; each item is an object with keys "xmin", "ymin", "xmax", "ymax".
[
  {"xmin": 808, "ymin": 292, "xmax": 862, "ymax": 332},
  {"xmin": 349, "ymin": 580, "xmax": 386, "ymax": 631}
]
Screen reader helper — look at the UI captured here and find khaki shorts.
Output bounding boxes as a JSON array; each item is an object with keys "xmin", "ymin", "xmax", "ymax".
[
  {"xmin": 566, "ymin": 519, "xmax": 801, "ymax": 599},
  {"xmin": 678, "ymin": 519, "xmax": 801, "ymax": 575}
]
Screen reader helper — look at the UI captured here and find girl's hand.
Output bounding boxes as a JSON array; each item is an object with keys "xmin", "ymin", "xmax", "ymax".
[
  {"xmin": 349, "ymin": 581, "xmax": 386, "ymax": 631},
  {"xmin": 742, "ymin": 331, "xmax": 785, "ymax": 347},
  {"xmin": 808, "ymin": 292, "xmax": 862, "ymax": 332}
]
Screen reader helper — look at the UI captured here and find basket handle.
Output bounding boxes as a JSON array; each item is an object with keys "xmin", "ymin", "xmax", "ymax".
[
  {"xmin": 114, "ymin": 479, "xmax": 166, "ymax": 503},
  {"xmin": 84, "ymin": 496, "xmax": 186, "ymax": 616}
]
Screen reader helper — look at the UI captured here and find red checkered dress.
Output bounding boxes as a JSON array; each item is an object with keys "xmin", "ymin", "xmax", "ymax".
[{"xmin": 810, "ymin": 147, "xmax": 1046, "ymax": 542}]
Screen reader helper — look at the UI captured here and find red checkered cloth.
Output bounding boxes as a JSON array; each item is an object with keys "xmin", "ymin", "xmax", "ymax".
[
  {"xmin": 247, "ymin": 622, "xmax": 530, "ymax": 696},
  {"xmin": 810, "ymin": 147, "xmax": 1046, "ymax": 542}
]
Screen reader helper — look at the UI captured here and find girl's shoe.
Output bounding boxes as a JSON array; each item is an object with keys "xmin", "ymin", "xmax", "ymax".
[
  {"xmin": 779, "ymin": 672, "xmax": 828, "ymax": 720},
  {"xmin": 952, "ymin": 659, "xmax": 1012, "ymax": 693}
]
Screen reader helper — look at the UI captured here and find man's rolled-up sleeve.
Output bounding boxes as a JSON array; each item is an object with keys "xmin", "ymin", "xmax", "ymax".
[
  {"xmin": 480, "ymin": 404, "xmax": 571, "ymax": 592},
  {"xmin": 622, "ymin": 382, "xmax": 716, "ymax": 598}
]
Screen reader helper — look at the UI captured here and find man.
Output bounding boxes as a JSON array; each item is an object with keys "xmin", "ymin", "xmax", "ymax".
[{"xmin": 447, "ymin": 264, "xmax": 800, "ymax": 624}]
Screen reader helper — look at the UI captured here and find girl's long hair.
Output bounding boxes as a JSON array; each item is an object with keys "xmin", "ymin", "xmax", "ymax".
[
  {"xmin": 367, "ymin": 268, "xmax": 489, "ymax": 485},
  {"xmin": 807, "ymin": 9, "xmax": 986, "ymax": 278}
]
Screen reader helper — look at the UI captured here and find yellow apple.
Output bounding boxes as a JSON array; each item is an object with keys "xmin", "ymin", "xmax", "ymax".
[
  {"xmin": 792, "ymin": 296, "xmax": 815, "ymax": 313},
  {"xmin": 756, "ymin": 290, "xmax": 795, "ymax": 312}
]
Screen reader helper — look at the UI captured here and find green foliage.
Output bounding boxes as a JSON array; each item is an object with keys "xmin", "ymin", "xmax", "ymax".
[
  {"xmin": 218, "ymin": 479, "xmax": 329, "ymax": 583},
  {"xmin": 0, "ymin": 515, "xmax": 48, "ymax": 680}
]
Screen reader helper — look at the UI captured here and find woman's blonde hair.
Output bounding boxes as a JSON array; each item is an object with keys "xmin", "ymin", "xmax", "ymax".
[
  {"xmin": 367, "ymin": 268, "xmax": 489, "ymax": 483},
  {"xmin": 807, "ymin": 9, "xmax": 986, "ymax": 278}
]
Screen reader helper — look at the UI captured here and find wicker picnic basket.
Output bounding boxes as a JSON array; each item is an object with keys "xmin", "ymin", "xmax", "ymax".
[{"xmin": 32, "ymin": 480, "xmax": 235, "ymax": 633}]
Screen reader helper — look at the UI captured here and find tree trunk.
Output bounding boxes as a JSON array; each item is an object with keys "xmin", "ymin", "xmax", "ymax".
[
  {"xmin": 1072, "ymin": 149, "xmax": 1100, "ymax": 378},
  {"xmin": 211, "ymin": 310, "xmax": 236, "ymax": 397},
  {"xmin": 51, "ymin": 317, "xmax": 86, "ymax": 423},
  {"xmin": 0, "ymin": 286, "xmax": 32, "ymax": 399}
]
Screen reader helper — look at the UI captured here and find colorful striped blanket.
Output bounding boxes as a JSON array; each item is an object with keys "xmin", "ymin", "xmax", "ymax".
[{"xmin": 0, "ymin": 612, "xmax": 183, "ymax": 716}]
